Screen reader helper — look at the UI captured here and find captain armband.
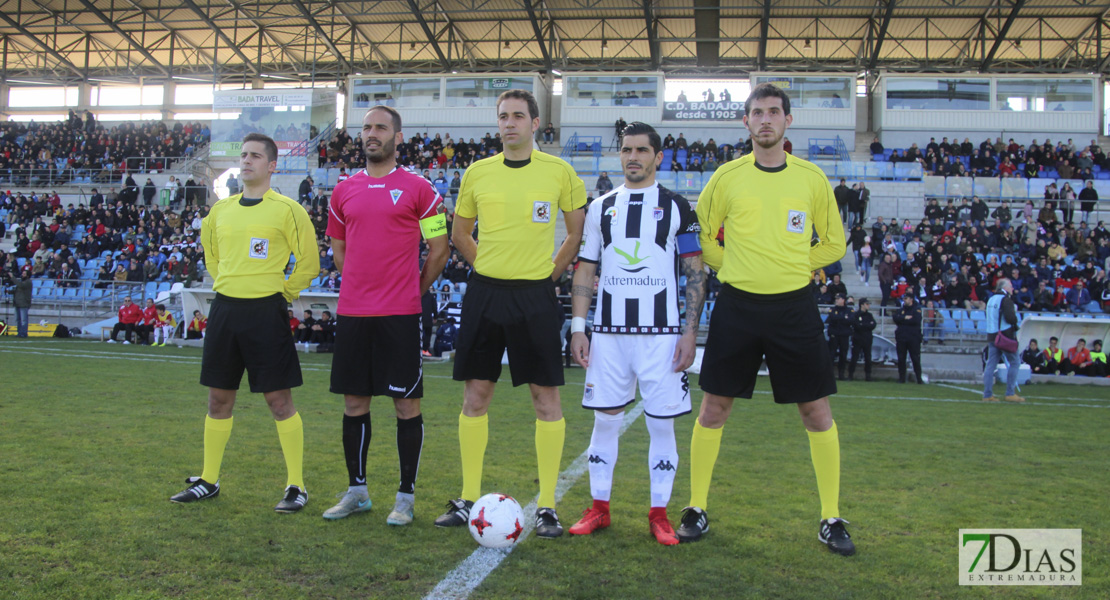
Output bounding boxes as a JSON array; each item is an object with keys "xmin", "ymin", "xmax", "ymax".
[{"xmin": 419, "ymin": 213, "xmax": 448, "ymax": 239}]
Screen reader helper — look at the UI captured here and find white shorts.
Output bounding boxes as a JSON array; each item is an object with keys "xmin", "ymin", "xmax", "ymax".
[{"xmin": 581, "ymin": 333, "xmax": 692, "ymax": 419}]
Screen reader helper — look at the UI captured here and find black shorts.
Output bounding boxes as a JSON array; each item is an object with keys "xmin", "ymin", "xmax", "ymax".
[
  {"xmin": 200, "ymin": 293, "xmax": 302, "ymax": 394},
  {"xmin": 699, "ymin": 284, "xmax": 837, "ymax": 404},
  {"xmin": 452, "ymin": 274, "xmax": 565, "ymax": 387},
  {"xmin": 330, "ymin": 314, "xmax": 423, "ymax": 399}
]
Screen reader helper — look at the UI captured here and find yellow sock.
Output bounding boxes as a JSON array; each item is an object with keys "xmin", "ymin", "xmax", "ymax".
[
  {"xmin": 459, "ymin": 413, "xmax": 488, "ymax": 502},
  {"xmin": 535, "ymin": 418, "xmax": 565, "ymax": 509},
  {"xmin": 275, "ymin": 412, "xmax": 304, "ymax": 489},
  {"xmin": 807, "ymin": 421, "xmax": 840, "ymax": 521},
  {"xmin": 689, "ymin": 419, "xmax": 723, "ymax": 510},
  {"xmin": 200, "ymin": 415, "xmax": 233, "ymax": 483}
]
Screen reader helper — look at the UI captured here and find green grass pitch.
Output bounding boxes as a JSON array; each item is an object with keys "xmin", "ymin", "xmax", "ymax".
[{"xmin": 0, "ymin": 339, "xmax": 1105, "ymax": 599}]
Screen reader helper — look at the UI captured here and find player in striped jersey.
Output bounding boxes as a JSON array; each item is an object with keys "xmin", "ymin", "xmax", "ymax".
[{"xmin": 567, "ymin": 122, "xmax": 707, "ymax": 545}]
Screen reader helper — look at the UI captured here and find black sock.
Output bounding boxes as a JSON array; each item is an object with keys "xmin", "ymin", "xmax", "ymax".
[
  {"xmin": 396, "ymin": 414, "xmax": 424, "ymax": 494},
  {"xmin": 343, "ymin": 413, "xmax": 371, "ymax": 488}
]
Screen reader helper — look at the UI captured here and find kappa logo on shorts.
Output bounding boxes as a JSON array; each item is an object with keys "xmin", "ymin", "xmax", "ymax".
[
  {"xmin": 533, "ymin": 201, "xmax": 551, "ymax": 223},
  {"xmin": 249, "ymin": 237, "xmax": 269, "ymax": 259},
  {"xmin": 787, "ymin": 210, "xmax": 806, "ymax": 234}
]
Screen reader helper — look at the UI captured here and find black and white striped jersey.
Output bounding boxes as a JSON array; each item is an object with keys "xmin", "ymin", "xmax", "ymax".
[{"xmin": 578, "ymin": 183, "xmax": 701, "ymax": 334}]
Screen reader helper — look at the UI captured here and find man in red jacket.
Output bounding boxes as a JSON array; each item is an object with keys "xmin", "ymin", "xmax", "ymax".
[
  {"xmin": 1061, "ymin": 338, "xmax": 1095, "ymax": 376},
  {"xmin": 138, "ymin": 298, "xmax": 158, "ymax": 345},
  {"xmin": 108, "ymin": 296, "xmax": 142, "ymax": 344}
]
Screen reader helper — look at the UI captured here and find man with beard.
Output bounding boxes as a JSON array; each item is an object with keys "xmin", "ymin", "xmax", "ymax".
[
  {"xmin": 679, "ymin": 83, "xmax": 853, "ymax": 556},
  {"xmin": 566, "ymin": 122, "xmax": 706, "ymax": 545},
  {"xmin": 322, "ymin": 106, "xmax": 450, "ymax": 526}
]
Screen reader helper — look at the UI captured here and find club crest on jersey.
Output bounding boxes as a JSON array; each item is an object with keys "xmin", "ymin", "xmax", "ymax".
[
  {"xmin": 787, "ymin": 210, "xmax": 806, "ymax": 233},
  {"xmin": 604, "ymin": 206, "xmax": 618, "ymax": 219},
  {"xmin": 533, "ymin": 201, "xmax": 551, "ymax": 223},
  {"xmin": 584, "ymin": 383, "xmax": 594, "ymax": 401},
  {"xmin": 653, "ymin": 207, "xmax": 664, "ymax": 221},
  {"xmin": 389, "ymin": 189, "xmax": 404, "ymax": 205},
  {"xmin": 249, "ymin": 237, "xmax": 269, "ymax": 259}
]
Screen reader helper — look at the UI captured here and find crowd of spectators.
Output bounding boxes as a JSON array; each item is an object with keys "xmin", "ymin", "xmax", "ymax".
[
  {"xmin": 872, "ymin": 136, "xmax": 1108, "ymax": 180},
  {"xmin": 318, "ymin": 129, "xmax": 506, "ymax": 172},
  {"xmin": 2, "ymin": 190, "xmax": 208, "ymax": 292},
  {"xmin": 846, "ymin": 195, "xmax": 1110, "ymax": 316},
  {"xmin": 0, "ymin": 111, "xmax": 210, "ymax": 187}
]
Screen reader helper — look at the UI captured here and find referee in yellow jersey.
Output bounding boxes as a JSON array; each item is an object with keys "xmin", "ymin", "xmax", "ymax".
[
  {"xmin": 170, "ymin": 133, "xmax": 320, "ymax": 513},
  {"xmin": 675, "ymin": 84, "xmax": 855, "ymax": 556},
  {"xmin": 434, "ymin": 89, "xmax": 586, "ymax": 538}
]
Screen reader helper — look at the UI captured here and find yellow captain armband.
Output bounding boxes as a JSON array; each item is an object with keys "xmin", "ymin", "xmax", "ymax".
[{"xmin": 419, "ymin": 213, "xmax": 448, "ymax": 239}]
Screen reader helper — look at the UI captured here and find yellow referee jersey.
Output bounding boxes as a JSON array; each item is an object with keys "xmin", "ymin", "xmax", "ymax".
[
  {"xmin": 696, "ymin": 153, "xmax": 845, "ymax": 294},
  {"xmin": 200, "ymin": 189, "xmax": 319, "ymax": 300},
  {"xmin": 455, "ymin": 149, "xmax": 586, "ymax": 280}
]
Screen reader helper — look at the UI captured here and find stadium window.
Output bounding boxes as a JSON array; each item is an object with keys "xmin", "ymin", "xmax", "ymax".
[
  {"xmin": 9, "ymin": 87, "xmax": 68, "ymax": 107},
  {"xmin": 663, "ymin": 79, "xmax": 749, "ymax": 103},
  {"xmin": 885, "ymin": 78, "xmax": 990, "ymax": 110},
  {"xmin": 141, "ymin": 86, "xmax": 164, "ymax": 106},
  {"xmin": 565, "ymin": 75, "xmax": 659, "ymax": 107},
  {"xmin": 857, "ymin": 79, "xmax": 867, "ymax": 98},
  {"xmin": 444, "ymin": 77, "xmax": 534, "ymax": 108},
  {"xmin": 175, "ymin": 85, "xmax": 215, "ymax": 105},
  {"xmin": 175, "ymin": 112, "xmax": 220, "ymax": 120},
  {"xmin": 349, "ymin": 78, "xmax": 441, "ymax": 109},
  {"xmin": 752, "ymin": 76, "xmax": 852, "ymax": 109},
  {"xmin": 96, "ymin": 86, "xmax": 143, "ymax": 106},
  {"xmin": 995, "ymin": 79, "xmax": 1094, "ymax": 112},
  {"xmin": 8, "ymin": 114, "xmax": 68, "ymax": 122},
  {"xmin": 552, "ymin": 79, "xmax": 563, "ymax": 96}
]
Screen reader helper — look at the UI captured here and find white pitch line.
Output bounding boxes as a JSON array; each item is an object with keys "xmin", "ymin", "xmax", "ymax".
[
  {"xmin": 934, "ymin": 383, "xmax": 1108, "ymax": 408},
  {"xmin": 424, "ymin": 401, "xmax": 646, "ymax": 600},
  {"xmin": 0, "ymin": 345, "xmax": 456, "ymax": 378}
]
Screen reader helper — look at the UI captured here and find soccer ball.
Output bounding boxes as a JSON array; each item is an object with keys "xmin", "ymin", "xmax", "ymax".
[{"xmin": 467, "ymin": 493, "xmax": 525, "ymax": 549}]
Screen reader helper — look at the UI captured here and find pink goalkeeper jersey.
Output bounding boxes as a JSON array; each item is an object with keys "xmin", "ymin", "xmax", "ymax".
[{"xmin": 327, "ymin": 168, "xmax": 442, "ymax": 316}]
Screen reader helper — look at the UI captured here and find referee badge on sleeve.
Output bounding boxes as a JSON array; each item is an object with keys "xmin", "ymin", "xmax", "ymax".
[
  {"xmin": 786, "ymin": 210, "xmax": 806, "ymax": 234},
  {"xmin": 249, "ymin": 237, "xmax": 270, "ymax": 259},
  {"xmin": 533, "ymin": 201, "xmax": 552, "ymax": 223}
]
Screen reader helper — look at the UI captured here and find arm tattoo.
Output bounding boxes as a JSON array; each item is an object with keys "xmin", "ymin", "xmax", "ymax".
[
  {"xmin": 681, "ymin": 256, "xmax": 707, "ymax": 336},
  {"xmin": 572, "ymin": 284, "xmax": 594, "ymax": 299}
]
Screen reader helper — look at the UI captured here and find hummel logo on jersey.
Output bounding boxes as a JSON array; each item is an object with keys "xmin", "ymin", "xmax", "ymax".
[
  {"xmin": 652, "ymin": 460, "xmax": 676, "ymax": 471},
  {"xmin": 588, "ymin": 455, "xmax": 608, "ymax": 465},
  {"xmin": 368, "ymin": 184, "xmax": 385, "ymax": 188},
  {"xmin": 614, "ymin": 241, "xmax": 650, "ymax": 272},
  {"xmin": 390, "ymin": 189, "xmax": 404, "ymax": 205}
]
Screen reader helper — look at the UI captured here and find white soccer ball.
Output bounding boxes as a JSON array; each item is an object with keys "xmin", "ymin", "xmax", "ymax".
[{"xmin": 467, "ymin": 493, "xmax": 525, "ymax": 549}]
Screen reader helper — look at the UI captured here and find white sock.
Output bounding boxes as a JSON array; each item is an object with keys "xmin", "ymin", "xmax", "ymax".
[
  {"xmin": 349, "ymin": 484, "xmax": 368, "ymax": 497},
  {"xmin": 646, "ymin": 416, "xmax": 679, "ymax": 508},
  {"xmin": 586, "ymin": 411, "xmax": 623, "ymax": 502}
]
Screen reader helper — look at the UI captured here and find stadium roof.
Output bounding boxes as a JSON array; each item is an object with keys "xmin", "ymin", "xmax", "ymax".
[{"xmin": 1, "ymin": 0, "xmax": 1108, "ymax": 84}]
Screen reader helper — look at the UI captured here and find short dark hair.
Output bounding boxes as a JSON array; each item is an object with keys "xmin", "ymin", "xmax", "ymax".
[
  {"xmin": 620, "ymin": 122, "xmax": 662, "ymax": 154},
  {"xmin": 497, "ymin": 89, "xmax": 540, "ymax": 120},
  {"xmin": 744, "ymin": 83, "xmax": 791, "ymax": 116},
  {"xmin": 304, "ymin": 309, "xmax": 313, "ymax": 316},
  {"xmin": 241, "ymin": 132, "xmax": 278, "ymax": 162},
  {"xmin": 156, "ymin": 303, "xmax": 166, "ymax": 311},
  {"xmin": 366, "ymin": 105, "xmax": 402, "ymax": 132}
]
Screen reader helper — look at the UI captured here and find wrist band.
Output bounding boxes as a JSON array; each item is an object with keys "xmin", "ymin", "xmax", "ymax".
[{"xmin": 571, "ymin": 316, "xmax": 587, "ymax": 334}]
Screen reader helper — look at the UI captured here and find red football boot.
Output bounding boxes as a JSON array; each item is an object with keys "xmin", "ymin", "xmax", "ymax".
[
  {"xmin": 649, "ymin": 507, "xmax": 680, "ymax": 546},
  {"xmin": 569, "ymin": 500, "xmax": 611, "ymax": 535}
]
